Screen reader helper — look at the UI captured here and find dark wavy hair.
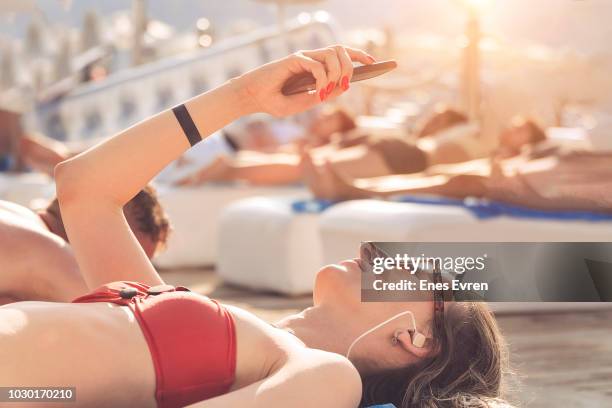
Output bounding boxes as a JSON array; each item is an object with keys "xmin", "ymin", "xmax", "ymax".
[
  {"xmin": 360, "ymin": 302, "xmax": 510, "ymax": 408},
  {"xmin": 123, "ymin": 185, "xmax": 171, "ymax": 250},
  {"xmin": 46, "ymin": 184, "xmax": 170, "ymax": 250}
]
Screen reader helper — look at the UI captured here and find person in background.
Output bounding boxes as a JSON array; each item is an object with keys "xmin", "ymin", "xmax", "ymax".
[
  {"xmin": 177, "ymin": 107, "xmax": 546, "ymax": 188},
  {"xmin": 303, "ymin": 146, "xmax": 612, "ymax": 215},
  {"xmin": 0, "ymin": 185, "xmax": 170, "ymax": 304}
]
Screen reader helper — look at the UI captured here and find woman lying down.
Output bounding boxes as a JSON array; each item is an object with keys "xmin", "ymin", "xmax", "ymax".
[
  {"xmin": 305, "ymin": 148, "xmax": 612, "ymax": 214},
  {"xmin": 0, "ymin": 47, "xmax": 509, "ymax": 408}
]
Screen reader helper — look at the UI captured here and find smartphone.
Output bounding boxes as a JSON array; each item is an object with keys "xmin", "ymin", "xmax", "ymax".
[{"xmin": 281, "ymin": 60, "xmax": 398, "ymax": 96}]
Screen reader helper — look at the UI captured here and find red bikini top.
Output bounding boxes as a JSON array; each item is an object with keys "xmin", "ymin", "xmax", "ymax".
[{"xmin": 74, "ymin": 281, "xmax": 236, "ymax": 408}]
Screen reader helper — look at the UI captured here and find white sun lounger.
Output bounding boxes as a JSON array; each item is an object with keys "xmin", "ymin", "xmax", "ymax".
[
  {"xmin": 318, "ymin": 200, "xmax": 612, "ymax": 263},
  {"xmin": 217, "ymin": 195, "xmax": 321, "ymax": 295}
]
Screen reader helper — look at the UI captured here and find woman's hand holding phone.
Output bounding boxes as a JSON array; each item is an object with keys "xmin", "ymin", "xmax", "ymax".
[{"xmin": 231, "ymin": 45, "xmax": 376, "ymax": 117}]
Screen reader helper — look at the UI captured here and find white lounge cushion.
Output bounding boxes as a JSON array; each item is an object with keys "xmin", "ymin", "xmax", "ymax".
[
  {"xmin": 319, "ymin": 200, "xmax": 612, "ymax": 263},
  {"xmin": 217, "ymin": 196, "xmax": 322, "ymax": 295}
]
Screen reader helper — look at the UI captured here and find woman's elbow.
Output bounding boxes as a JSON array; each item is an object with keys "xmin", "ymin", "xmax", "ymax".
[{"xmin": 54, "ymin": 159, "xmax": 86, "ymax": 206}]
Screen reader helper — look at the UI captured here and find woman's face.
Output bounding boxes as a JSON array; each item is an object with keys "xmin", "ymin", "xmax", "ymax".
[{"xmin": 313, "ymin": 259, "xmax": 435, "ymax": 372}]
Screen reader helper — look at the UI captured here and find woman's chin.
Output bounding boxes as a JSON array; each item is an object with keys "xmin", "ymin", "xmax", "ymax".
[{"xmin": 313, "ymin": 261, "xmax": 362, "ymax": 306}]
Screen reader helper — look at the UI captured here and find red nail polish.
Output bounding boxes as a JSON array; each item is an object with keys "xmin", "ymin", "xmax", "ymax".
[
  {"xmin": 326, "ymin": 82, "xmax": 335, "ymax": 94},
  {"xmin": 341, "ymin": 76, "xmax": 349, "ymax": 91},
  {"xmin": 319, "ymin": 89, "xmax": 326, "ymax": 101}
]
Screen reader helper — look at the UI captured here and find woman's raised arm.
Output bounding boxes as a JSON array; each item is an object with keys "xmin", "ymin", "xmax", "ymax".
[{"xmin": 55, "ymin": 46, "xmax": 375, "ymax": 289}]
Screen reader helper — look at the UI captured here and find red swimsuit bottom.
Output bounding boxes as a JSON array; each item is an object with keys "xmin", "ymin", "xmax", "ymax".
[{"xmin": 73, "ymin": 281, "xmax": 236, "ymax": 408}]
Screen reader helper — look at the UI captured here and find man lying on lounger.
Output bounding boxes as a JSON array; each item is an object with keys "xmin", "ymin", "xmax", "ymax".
[
  {"xmin": 303, "ymin": 148, "xmax": 612, "ymax": 213},
  {"xmin": 176, "ymin": 107, "xmax": 546, "ymax": 187},
  {"xmin": 0, "ymin": 186, "xmax": 169, "ymax": 304}
]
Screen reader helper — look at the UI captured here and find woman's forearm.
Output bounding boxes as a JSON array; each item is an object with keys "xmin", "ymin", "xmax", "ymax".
[{"xmin": 56, "ymin": 80, "xmax": 255, "ymax": 205}]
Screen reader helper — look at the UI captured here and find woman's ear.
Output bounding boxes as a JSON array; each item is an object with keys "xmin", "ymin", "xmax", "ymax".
[{"xmin": 395, "ymin": 330, "xmax": 434, "ymax": 358}]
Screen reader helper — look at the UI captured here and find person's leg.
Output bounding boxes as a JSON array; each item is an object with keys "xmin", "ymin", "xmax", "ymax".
[
  {"xmin": 176, "ymin": 153, "xmax": 304, "ymax": 186},
  {"xmin": 224, "ymin": 143, "xmax": 393, "ymax": 185},
  {"xmin": 175, "ymin": 156, "xmax": 234, "ymax": 185},
  {"xmin": 176, "ymin": 141, "xmax": 410, "ymax": 188},
  {"xmin": 301, "ymin": 152, "xmax": 372, "ymax": 200},
  {"xmin": 304, "ymin": 153, "xmax": 489, "ymax": 201}
]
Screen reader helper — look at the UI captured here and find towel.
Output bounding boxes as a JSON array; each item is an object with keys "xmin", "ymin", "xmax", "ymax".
[
  {"xmin": 291, "ymin": 195, "xmax": 612, "ymax": 222},
  {"xmin": 396, "ymin": 195, "xmax": 612, "ymax": 222},
  {"xmin": 291, "ymin": 198, "xmax": 335, "ymax": 213}
]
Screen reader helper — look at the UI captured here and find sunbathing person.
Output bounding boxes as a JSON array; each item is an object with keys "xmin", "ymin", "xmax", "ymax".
[
  {"xmin": 304, "ymin": 148, "xmax": 612, "ymax": 213},
  {"xmin": 174, "ymin": 107, "xmax": 464, "ymax": 186},
  {"xmin": 177, "ymin": 106, "xmax": 546, "ymax": 187},
  {"xmin": 1, "ymin": 47, "xmax": 510, "ymax": 408},
  {"xmin": 176, "ymin": 137, "xmax": 428, "ymax": 186},
  {"xmin": 174, "ymin": 122, "xmax": 430, "ymax": 186},
  {"xmin": 0, "ymin": 186, "xmax": 169, "ymax": 304}
]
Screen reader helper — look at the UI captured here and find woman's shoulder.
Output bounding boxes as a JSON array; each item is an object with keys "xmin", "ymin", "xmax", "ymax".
[
  {"xmin": 284, "ymin": 348, "xmax": 363, "ymax": 405},
  {"xmin": 293, "ymin": 347, "xmax": 360, "ymax": 373},
  {"xmin": 225, "ymin": 307, "xmax": 362, "ymax": 405}
]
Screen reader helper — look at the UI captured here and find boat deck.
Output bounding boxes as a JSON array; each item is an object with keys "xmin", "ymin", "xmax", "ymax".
[{"xmin": 162, "ymin": 268, "xmax": 612, "ymax": 407}]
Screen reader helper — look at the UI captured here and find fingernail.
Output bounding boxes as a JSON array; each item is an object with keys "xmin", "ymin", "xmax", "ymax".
[
  {"xmin": 326, "ymin": 82, "xmax": 335, "ymax": 94},
  {"xmin": 319, "ymin": 88, "xmax": 326, "ymax": 101},
  {"xmin": 341, "ymin": 76, "xmax": 349, "ymax": 91},
  {"xmin": 367, "ymin": 55, "xmax": 376, "ymax": 63}
]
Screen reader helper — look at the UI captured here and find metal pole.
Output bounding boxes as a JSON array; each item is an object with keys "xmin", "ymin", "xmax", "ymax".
[
  {"xmin": 131, "ymin": 0, "xmax": 147, "ymax": 66},
  {"xmin": 463, "ymin": 10, "xmax": 481, "ymax": 120}
]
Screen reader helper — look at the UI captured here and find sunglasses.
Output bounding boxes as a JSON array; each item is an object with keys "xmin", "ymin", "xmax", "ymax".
[{"xmin": 359, "ymin": 242, "xmax": 447, "ymax": 339}]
